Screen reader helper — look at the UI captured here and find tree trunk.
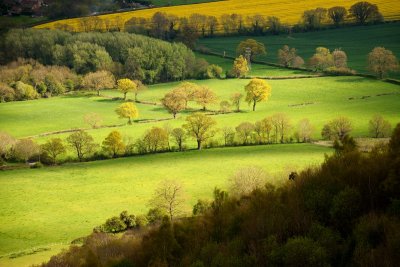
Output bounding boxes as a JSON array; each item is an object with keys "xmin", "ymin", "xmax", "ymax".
[
  {"xmin": 97, "ymin": 90, "xmax": 100, "ymax": 96},
  {"xmin": 128, "ymin": 118, "xmax": 132, "ymax": 125},
  {"xmin": 197, "ymin": 140, "xmax": 202, "ymax": 150},
  {"xmin": 252, "ymin": 101, "xmax": 256, "ymax": 111},
  {"xmin": 124, "ymin": 92, "xmax": 127, "ymax": 100}
]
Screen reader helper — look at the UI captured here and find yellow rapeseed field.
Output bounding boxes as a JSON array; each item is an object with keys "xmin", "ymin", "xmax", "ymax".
[{"xmin": 35, "ymin": 0, "xmax": 400, "ymax": 32}]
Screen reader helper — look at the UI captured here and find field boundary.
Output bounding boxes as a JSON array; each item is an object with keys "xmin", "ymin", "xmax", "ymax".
[{"xmin": 197, "ymin": 50, "xmax": 400, "ymax": 83}]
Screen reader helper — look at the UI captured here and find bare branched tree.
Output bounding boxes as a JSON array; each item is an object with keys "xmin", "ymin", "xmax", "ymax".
[{"xmin": 149, "ymin": 179, "xmax": 186, "ymax": 221}]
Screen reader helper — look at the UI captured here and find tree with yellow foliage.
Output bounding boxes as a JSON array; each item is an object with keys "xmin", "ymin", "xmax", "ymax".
[
  {"xmin": 232, "ymin": 55, "xmax": 249, "ymax": 78},
  {"xmin": 117, "ymin": 78, "xmax": 137, "ymax": 100},
  {"xmin": 82, "ymin": 71, "xmax": 115, "ymax": 96},
  {"xmin": 183, "ymin": 113, "xmax": 216, "ymax": 150},
  {"xmin": 244, "ymin": 78, "xmax": 272, "ymax": 111},
  {"xmin": 194, "ymin": 86, "xmax": 218, "ymax": 111},
  {"xmin": 115, "ymin": 102, "xmax": 139, "ymax": 124},
  {"xmin": 102, "ymin": 131, "xmax": 125, "ymax": 157},
  {"xmin": 161, "ymin": 90, "xmax": 186, "ymax": 119}
]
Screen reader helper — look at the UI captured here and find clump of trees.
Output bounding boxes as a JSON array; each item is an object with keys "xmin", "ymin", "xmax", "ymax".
[
  {"xmin": 41, "ymin": 124, "xmax": 400, "ymax": 267},
  {"xmin": 0, "ymin": 59, "xmax": 79, "ymax": 102},
  {"xmin": 1, "ymin": 29, "xmax": 200, "ymax": 85}
]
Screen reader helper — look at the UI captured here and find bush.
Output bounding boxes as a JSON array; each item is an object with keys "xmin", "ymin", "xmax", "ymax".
[
  {"xmin": 325, "ymin": 66, "xmax": 356, "ymax": 75},
  {"xmin": 147, "ymin": 208, "xmax": 165, "ymax": 224},
  {"xmin": 102, "ymin": 216, "xmax": 127, "ymax": 233},
  {"xmin": 206, "ymin": 64, "xmax": 223, "ymax": 79}
]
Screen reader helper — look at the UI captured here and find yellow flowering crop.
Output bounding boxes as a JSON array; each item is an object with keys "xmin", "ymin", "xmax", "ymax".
[{"xmin": 35, "ymin": 0, "xmax": 400, "ymax": 32}]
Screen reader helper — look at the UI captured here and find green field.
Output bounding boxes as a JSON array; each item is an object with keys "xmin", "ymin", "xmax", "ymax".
[
  {"xmin": 197, "ymin": 23, "xmax": 400, "ymax": 77},
  {"xmin": 0, "ymin": 144, "xmax": 331, "ymax": 265},
  {"xmin": 1, "ymin": 76, "xmax": 399, "ymax": 146},
  {"xmin": 196, "ymin": 52, "xmax": 312, "ymax": 77},
  {"xmin": 1, "ymin": 55, "xmax": 400, "ymax": 266}
]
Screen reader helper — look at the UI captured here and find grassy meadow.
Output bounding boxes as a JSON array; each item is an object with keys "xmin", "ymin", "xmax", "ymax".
[
  {"xmin": 198, "ymin": 22, "xmax": 400, "ymax": 76},
  {"xmin": 0, "ymin": 144, "xmax": 331, "ymax": 265},
  {"xmin": 1, "ymin": 75, "xmax": 399, "ymax": 145},
  {"xmin": 35, "ymin": 0, "xmax": 400, "ymax": 32}
]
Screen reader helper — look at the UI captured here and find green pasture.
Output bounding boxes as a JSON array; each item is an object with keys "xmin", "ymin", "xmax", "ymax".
[
  {"xmin": 197, "ymin": 22, "xmax": 400, "ymax": 77},
  {"xmin": 0, "ymin": 144, "xmax": 330, "ymax": 265},
  {"xmin": 1, "ymin": 76, "xmax": 399, "ymax": 147},
  {"xmin": 195, "ymin": 52, "xmax": 312, "ymax": 77}
]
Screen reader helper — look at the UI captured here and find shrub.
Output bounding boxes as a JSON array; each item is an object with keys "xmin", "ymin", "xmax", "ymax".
[{"xmin": 102, "ymin": 216, "xmax": 127, "ymax": 233}]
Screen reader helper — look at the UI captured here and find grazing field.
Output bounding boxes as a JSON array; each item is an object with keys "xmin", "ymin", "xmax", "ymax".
[
  {"xmin": 198, "ymin": 22, "xmax": 400, "ymax": 76},
  {"xmin": 35, "ymin": 0, "xmax": 400, "ymax": 32},
  {"xmin": 0, "ymin": 144, "xmax": 331, "ymax": 265},
  {"xmin": 1, "ymin": 76, "xmax": 399, "ymax": 144},
  {"xmin": 195, "ymin": 52, "xmax": 312, "ymax": 77}
]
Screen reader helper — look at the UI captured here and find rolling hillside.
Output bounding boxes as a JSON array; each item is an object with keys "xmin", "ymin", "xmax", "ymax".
[
  {"xmin": 35, "ymin": 0, "xmax": 400, "ymax": 32},
  {"xmin": 197, "ymin": 22, "xmax": 400, "ymax": 75}
]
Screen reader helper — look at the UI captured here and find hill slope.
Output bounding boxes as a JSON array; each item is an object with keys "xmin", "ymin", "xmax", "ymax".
[
  {"xmin": 198, "ymin": 22, "xmax": 400, "ymax": 75},
  {"xmin": 35, "ymin": 0, "xmax": 400, "ymax": 32}
]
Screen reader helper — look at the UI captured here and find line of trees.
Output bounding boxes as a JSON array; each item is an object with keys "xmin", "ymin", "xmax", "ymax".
[
  {"xmin": 234, "ymin": 39, "xmax": 398, "ymax": 78},
  {"xmin": 0, "ymin": 114, "xmax": 394, "ymax": 166},
  {"xmin": 41, "ymin": 123, "xmax": 400, "ymax": 267},
  {"xmin": 48, "ymin": 1, "xmax": 387, "ymax": 39}
]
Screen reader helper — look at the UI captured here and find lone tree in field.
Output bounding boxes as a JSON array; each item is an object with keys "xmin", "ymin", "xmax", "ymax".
[
  {"xmin": 194, "ymin": 86, "xmax": 217, "ymax": 111},
  {"xmin": 102, "ymin": 131, "xmax": 125, "ymax": 157},
  {"xmin": 66, "ymin": 130, "xmax": 97, "ymax": 161},
  {"xmin": 232, "ymin": 55, "xmax": 249, "ymax": 78},
  {"xmin": 174, "ymin": 82, "xmax": 199, "ymax": 109},
  {"xmin": 367, "ymin": 47, "xmax": 399, "ymax": 79},
  {"xmin": 244, "ymin": 78, "xmax": 272, "ymax": 111},
  {"xmin": 328, "ymin": 6, "xmax": 347, "ymax": 26},
  {"xmin": 183, "ymin": 113, "xmax": 216, "ymax": 150},
  {"xmin": 13, "ymin": 139, "xmax": 40, "ymax": 163},
  {"xmin": 149, "ymin": 179, "xmax": 186, "ymax": 221},
  {"xmin": 41, "ymin": 138, "xmax": 66, "ymax": 165},
  {"xmin": 369, "ymin": 115, "xmax": 392, "ymax": 138},
  {"xmin": 171, "ymin": 128, "xmax": 186, "ymax": 151},
  {"xmin": 117, "ymin": 78, "xmax": 137, "ymax": 100},
  {"xmin": 82, "ymin": 70, "xmax": 115, "ymax": 96},
  {"xmin": 236, "ymin": 39, "xmax": 266, "ymax": 61},
  {"xmin": 161, "ymin": 90, "xmax": 186, "ymax": 119},
  {"xmin": 229, "ymin": 166, "xmax": 268, "ymax": 197},
  {"xmin": 349, "ymin": 1, "xmax": 383, "ymax": 25},
  {"xmin": 133, "ymin": 80, "xmax": 147, "ymax": 101},
  {"xmin": 84, "ymin": 113, "xmax": 103, "ymax": 129},
  {"xmin": 115, "ymin": 102, "xmax": 139, "ymax": 124},
  {"xmin": 230, "ymin": 92, "xmax": 244, "ymax": 112}
]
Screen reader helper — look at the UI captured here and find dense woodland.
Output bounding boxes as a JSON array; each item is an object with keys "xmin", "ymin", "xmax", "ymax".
[
  {"xmin": 0, "ymin": 29, "xmax": 208, "ymax": 87},
  {"xmin": 39, "ymin": 124, "xmax": 400, "ymax": 267}
]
